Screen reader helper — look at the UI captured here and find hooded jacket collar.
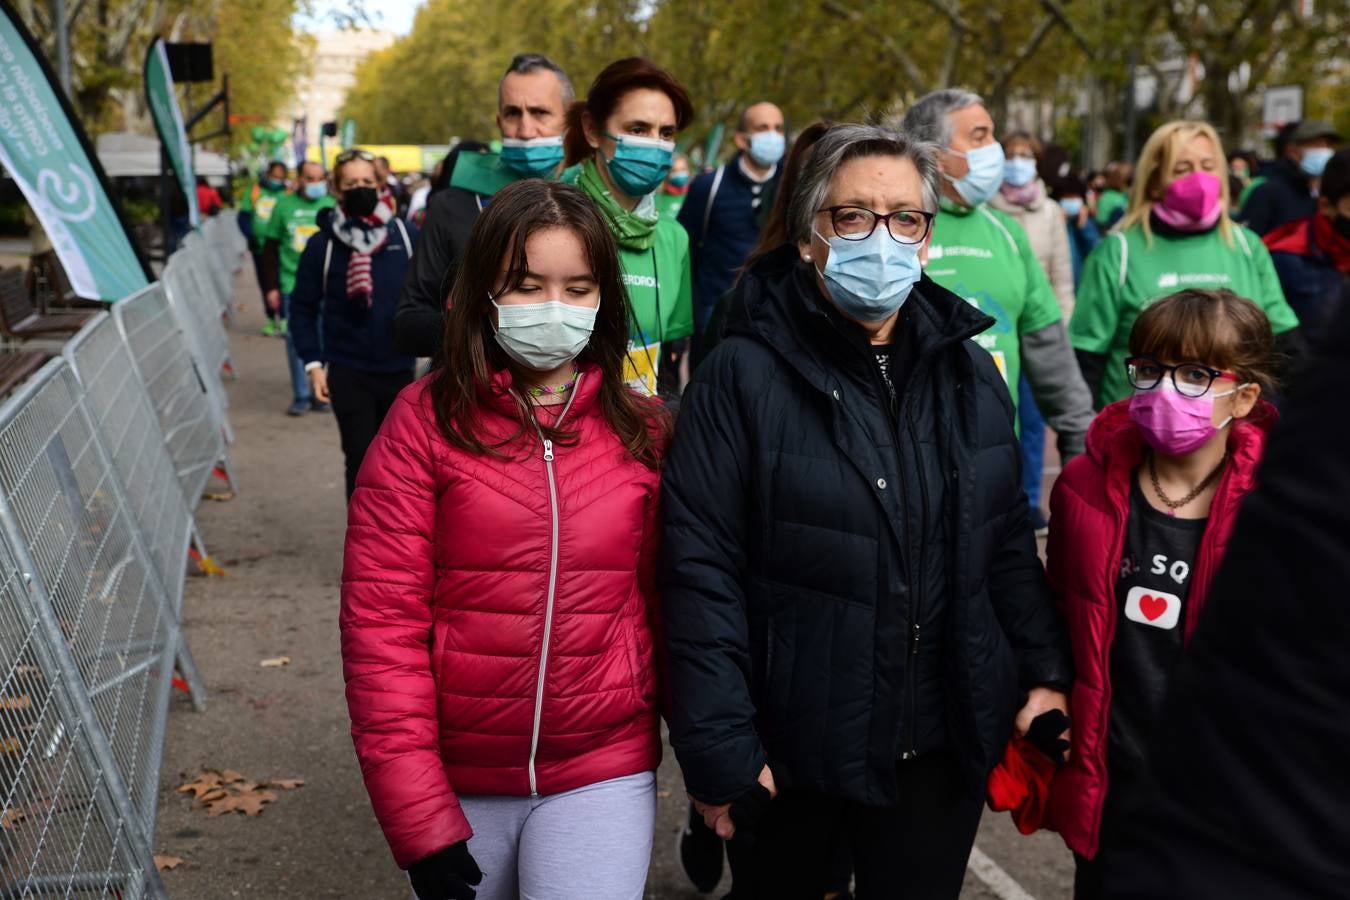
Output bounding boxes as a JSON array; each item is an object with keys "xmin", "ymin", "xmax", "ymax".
[{"xmin": 724, "ymin": 244, "xmax": 995, "ymax": 393}]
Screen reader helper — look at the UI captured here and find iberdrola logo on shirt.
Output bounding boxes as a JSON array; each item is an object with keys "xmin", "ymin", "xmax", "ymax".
[{"xmin": 1156, "ymin": 272, "xmax": 1231, "ymax": 290}]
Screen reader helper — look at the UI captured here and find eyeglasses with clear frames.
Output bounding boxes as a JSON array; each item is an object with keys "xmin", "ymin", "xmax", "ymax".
[
  {"xmin": 817, "ymin": 206, "xmax": 935, "ymax": 244},
  {"xmin": 1125, "ymin": 356, "xmax": 1239, "ymax": 398}
]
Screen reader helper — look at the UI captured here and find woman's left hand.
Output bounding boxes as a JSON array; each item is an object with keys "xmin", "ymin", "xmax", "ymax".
[{"xmin": 1016, "ymin": 686, "xmax": 1070, "ymax": 758}]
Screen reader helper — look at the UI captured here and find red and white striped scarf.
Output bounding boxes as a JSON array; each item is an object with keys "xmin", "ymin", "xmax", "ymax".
[{"xmin": 331, "ymin": 193, "xmax": 394, "ymax": 307}]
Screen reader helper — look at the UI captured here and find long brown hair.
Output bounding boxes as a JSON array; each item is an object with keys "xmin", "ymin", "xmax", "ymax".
[
  {"xmin": 430, "ymin": 179, "xmax": 668, "ymax": 469},
  {"xmin": 1129, "ymin": 288, "xmax": 1277, "ymax": 394},
  {"xmin": 563, "ymin": 57, "xmax": 695, "ymax": 167}
]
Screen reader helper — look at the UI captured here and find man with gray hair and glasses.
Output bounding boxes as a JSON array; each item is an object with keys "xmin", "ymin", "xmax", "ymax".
[
  {"xmin": 394, "ymin": 53, "xmax": 574, "ymax": 358},
  {"xmin": 901, "ymin": 91, "xmax": 1093, "ymax": 486}
]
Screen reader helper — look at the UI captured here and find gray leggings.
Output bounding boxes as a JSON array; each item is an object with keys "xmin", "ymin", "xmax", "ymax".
[{"xmin": 458, "ymin": 771, "xmax": 656, "ymax": 900}]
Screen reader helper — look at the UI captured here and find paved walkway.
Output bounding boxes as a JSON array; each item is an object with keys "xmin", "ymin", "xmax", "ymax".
[{"xmin": 154, "ymin": 266, "xmax": 1073, "ymax": 898}]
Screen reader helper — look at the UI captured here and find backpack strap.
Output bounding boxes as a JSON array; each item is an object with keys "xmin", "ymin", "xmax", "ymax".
[
  {"xmin": 393, "ymin": 218, "xmax": 412, "ymax": 256},
  {"xmin": 1233, "ymin": 225, "xmax": 1253, "ymax": 258},
  {"xmin": 699, "ymin": 165, "xmax": 726, "ymax": 247},
  {"xmin": 323, "ymin": 237, "xmax": 333, "ymax": 290}
]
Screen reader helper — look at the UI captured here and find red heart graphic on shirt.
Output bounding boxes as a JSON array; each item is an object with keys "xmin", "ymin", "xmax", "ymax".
[{"xmin": 1139, "ymin": 594, "xmax": 1168, "ymax": 622}]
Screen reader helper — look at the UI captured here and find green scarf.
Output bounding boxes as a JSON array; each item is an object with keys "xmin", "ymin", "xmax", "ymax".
[{"xmin": 577, "ymin": 158, "xmax": 659, "ymax": 251}]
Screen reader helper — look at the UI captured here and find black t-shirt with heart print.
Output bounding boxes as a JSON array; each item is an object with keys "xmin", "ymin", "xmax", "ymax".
[{"xmin": 1108, "ymin": 475, "xmax": 1207, "ymax": 783}]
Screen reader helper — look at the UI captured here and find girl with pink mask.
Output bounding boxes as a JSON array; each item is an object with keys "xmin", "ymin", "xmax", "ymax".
[
  {"xmin": 1069, "ymin": 120, "xmax": 1300, "ymax": 408},
  {"xmin": 1041, "ymin": 289, "xmax": 1276, "ymax": 900}
]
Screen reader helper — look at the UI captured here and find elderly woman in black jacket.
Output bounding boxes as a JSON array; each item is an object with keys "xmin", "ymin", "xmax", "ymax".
[{"xmin": 660, "ymin": 123, "xmax": 1072, "ymax": 900}]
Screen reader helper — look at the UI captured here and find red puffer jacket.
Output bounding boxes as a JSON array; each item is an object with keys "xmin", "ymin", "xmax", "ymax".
[
  {"xmin": 1043, "ymin": 399, "xmax": 1274, "ymax": 859},
  {"xmin": 340, "ymin": 363, "xmax": 664, "ymax": 868}
]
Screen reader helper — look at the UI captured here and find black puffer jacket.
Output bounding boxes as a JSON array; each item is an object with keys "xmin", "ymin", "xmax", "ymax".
[{"xmin": 660, "ymin": 246, "xmax": 1071, "ymax": 806}]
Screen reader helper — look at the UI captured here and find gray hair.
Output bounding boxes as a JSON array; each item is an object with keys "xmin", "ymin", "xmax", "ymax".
[
  {"xmin": 786, "ymin": 123, "xmax": 942, "ymax": 244},
  {"xmin": 499, "ymin": 53, "xmax": 574, "ymax": 108},
  {"xmin": 900, "ymin": 89, "xmax": 985, "ymax": 146}
]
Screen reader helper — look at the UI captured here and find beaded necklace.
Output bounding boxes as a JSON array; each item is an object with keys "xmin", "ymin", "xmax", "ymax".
[{"xmin": 526, "ymin": 369, "xmax": 579, "ymax": 399}]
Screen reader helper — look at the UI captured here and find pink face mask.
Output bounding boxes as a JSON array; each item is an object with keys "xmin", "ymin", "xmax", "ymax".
[
  {"xmin": 1129, "ymin": 380, "xmax": 1242, "ymax": 456},
  {"xmin": 1152, "ymin": 171, "xmax": 1223, "ymax": 232}
]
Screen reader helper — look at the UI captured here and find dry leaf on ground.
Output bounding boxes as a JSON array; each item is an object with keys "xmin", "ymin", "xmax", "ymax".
[
  {"xmin": 1, "ymin": 808, "xmax": 24, "ymax": 829},
  {"xmin": 154, "ymin": 855, "xmax": 184, "ymax": 871},
  {"xmin": 268, "ymin": 778, "xmax": 305, "ymax": 790},
  {"xmin": 259, "ymin": 656, "xmax": 290, "ymax": 668},
  {"xmin": 0, "ymin": 696, "xmax": 31, "ymax": 711},
  {"xmin": 176, "ymin": 772, "xmax": 223, "ymax": 800},
  {"xmin": 1, "ymin": 737, "xmax": 23, "ymax": 754}
]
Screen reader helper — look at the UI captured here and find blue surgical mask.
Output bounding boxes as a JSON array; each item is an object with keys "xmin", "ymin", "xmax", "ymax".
[
  {"xmin": 1299, "ymin": 147, "xmax": 1334, "ymax": 178},
  {"xmin": 492, "ymin": 297, "xmax": 599, "ymax": 371},
  {"xmin": 748, "ymin": 131, "xmax": 786, "ymax": 167},
  {"xmin": 669, "ymin": 171, "xmax": 690, "ymax": 187},
  {"xmin": 263, "ymin": 177, "xmax": 285, "ymax": 191},
  {"xmin": 1059, "ymin": 198, "xmax": 1084, "ymax": 217},
  {"xmin": 500, "ymin": 136, "xmax": 565, "ymax": 178},
  {"xmin": 947, "ymin": 141, "xmax": 1005, "ymax": 206},
  {"xmin": 603, "ymin": 133, "xmax": 675, "ymax": 197},
  {"xmin": 1003, "ymin": 157, "xmax": 1038, "ymax": 188},
  {"xmin": 813, "ymin": 227, "xmax": 922, "ymax": 321},
  {"xmin": 303, "ymin": 182, "xmax": 327, "ymax": 201}
]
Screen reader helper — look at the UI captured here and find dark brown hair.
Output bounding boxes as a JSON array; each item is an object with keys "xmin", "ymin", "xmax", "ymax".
[
  {"xmin": 741, "ymin": 120, "xmax": 834, "ymax": 273},
  {"xmin": 563, "ymin": 57, "xmax": 695, "ymax": 166},
  {"xmin": 1129, "ymin": 288, "xmax": 1277, "ymax": 394},
  {"xmin": 430, "ymin": 179, "xmax": 668, "ymax": 469}
]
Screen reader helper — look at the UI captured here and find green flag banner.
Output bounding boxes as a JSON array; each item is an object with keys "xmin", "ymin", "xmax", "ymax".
[
  {"xmin": 0, "ymin": 2, "xmax": 151, "ymax": 300},
  {"xmin": 144, "ymin": 37, "xmax": 199, "ymax": 227},
  {"xmin": 340, "ymin": 118, "xmax": 356, "ymax": 150}
]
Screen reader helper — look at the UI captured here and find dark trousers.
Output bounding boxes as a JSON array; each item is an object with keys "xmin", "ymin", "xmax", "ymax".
[
  {"xmin": 328, "ymin": 364, "xmax": 414, "ymax": 500},
  {"xmin": 250, "ymin": 251, "xmax": 278, "ymax": 321},
  {"xmin": 727, "ymin": 753, "xmax": 984, "ymax": 900}
]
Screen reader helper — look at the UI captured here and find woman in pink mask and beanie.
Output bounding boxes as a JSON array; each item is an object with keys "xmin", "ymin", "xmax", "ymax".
[
  {"xmin": 1042, "ymin": 288, "xmax": 1276, "ymax": 900},
  {"xmin": 1067, "ymin": 120, "xmax": 1300, "ymax": 408}
]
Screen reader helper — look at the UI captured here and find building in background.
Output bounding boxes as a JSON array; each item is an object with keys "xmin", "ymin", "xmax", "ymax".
[{"xmin": 285, "ymin": 28, "xmax": 394, "ymax": 149}]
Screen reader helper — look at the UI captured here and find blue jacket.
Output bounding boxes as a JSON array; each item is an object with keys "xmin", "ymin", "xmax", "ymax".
[
  {"xmin": 291, "ymin": 214, "xmax": 418, "ymax": 374},
  {"xmin": 677, "ymin": 154, "xmax": 778, "ymax": 331}
]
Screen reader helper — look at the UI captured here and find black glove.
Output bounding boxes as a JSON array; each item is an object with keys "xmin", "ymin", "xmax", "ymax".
[
  {"xmin": 408, "ymin": 842, "xmax": 483, "ymax": 900},
  {"xmin": 1025, "ymin": 708, "xmax": 1072, "ymax": 764}
]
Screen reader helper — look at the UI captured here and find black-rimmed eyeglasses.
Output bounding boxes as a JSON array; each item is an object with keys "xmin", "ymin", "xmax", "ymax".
[
  {"xmin": 1125, "ymin": 356, "xmax": 1239, "ymax": 398},
  {"xmin": 817, "ymin": 206, "xmax": 935, "ymax": 244}
]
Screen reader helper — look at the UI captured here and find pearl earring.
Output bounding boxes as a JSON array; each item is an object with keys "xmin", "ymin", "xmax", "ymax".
[{"xmin": 803, "ymin": 253, "xmax": 812, "ymax": 261}]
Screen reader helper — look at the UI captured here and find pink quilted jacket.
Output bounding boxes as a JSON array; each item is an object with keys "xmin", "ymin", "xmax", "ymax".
[{"xmin": 340, "ymin": 363, "xmax": 663, "ymax": 868}]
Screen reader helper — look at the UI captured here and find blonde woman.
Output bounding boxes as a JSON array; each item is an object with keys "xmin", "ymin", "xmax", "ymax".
[{"xmin": 1069, "ymin": 121, "xmax": 1301, "ymax": 407}]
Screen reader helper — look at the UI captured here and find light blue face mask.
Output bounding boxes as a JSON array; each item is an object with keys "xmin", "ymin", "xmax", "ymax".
[
  {"xmin": 1059, "ymin": 198, "xmax": 1084, "ymax": 217},
  {"xmin": 500, "ymin": 136, "xmax": 565, "ymax": 178},
  {"xmin": 1003, "ymin": 157, "xmax": 1038, "ymax": 188},
  {"xmin": 303, "ymin": 182, "xmax": 328, "ymax": 201},
  {"xmin": 748, "ymin": 131, "xmax": 786, "ymax": 167},
  {"xmin": 947, "ymin": 141, "xmax": 1005, "ymax": 206},
  {"xmin": 492, "ymin": 298, "xmax": 599, "ymax": 371},
  {"xmin": 1299, "ymin": 147, "xmax": 1335, "ymax": 178},
  {"xmin": 814, "ymin": 227, "xmax": 923, "ymax": 322},
  {"xmin": 603, "ymin": 133, "xmax": 675, "ymax": 197}
]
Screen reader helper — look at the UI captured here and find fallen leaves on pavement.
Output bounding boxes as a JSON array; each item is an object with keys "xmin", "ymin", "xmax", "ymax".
[
  {"xmin": 1, "ymin": 808, "xmax": 24, "ymax": 829},
  {"xmin": 177, "ymin": 769, "xmax": 305, "ymax": 818},
  {"xmin": 154, "ymin": 855, "xmax": 184, "ymax": 871}
]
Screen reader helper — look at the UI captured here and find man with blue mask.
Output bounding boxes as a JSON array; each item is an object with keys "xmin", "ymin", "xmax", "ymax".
[
  {"xmin": 901, "ymin": 89, "xmax": 1093, "ymax": 474},
  {"xmin": 394, "ymin": 53, "xmax": 572, "ymax": 358},
  {"xmin": 1241, "ymin": 119, "xmax": 1343, "ymax": 237},
  {"xmin": 678, "ymin": 101, "xmax": 785, "ymax": 354}
]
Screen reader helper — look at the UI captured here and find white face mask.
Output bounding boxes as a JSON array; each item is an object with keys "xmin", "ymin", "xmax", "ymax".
[{"xmin": 491, "ymin": 297, "xmax": 599, "ymax": 371}]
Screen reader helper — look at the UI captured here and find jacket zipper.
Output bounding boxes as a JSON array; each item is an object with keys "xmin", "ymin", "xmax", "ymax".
[
  {"xmin": 526, "ymin": 376, "xmax": 582, "ymax": 797},
  {"xmin": 901, "ymin": 403, "xmax": 930, "ymax": 760}
]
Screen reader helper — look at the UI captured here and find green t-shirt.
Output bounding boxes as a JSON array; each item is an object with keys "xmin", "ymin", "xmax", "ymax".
[
  {"xmin": 262, "ymin": 191, "xmax": 336, "ymax": 295},
  {"xmin": 618, "ymin": 218, "xmax": 694, "ymax": 394},
  {"xmin": 1096, "ymin": 189, "xmax": 1129, "ymax": 227},
  {"xmin": 924, "ymin": 200, "xmax": 1063, "ymax": 410},
  {"xmin": 655, "ymin": 191, "xmax": 686, "ymax": 220},
  {"xmin": 1069, "ymin": 223, "xmax": 1299, "ymax": 406},
  {"xmin": 243, "ymin": 181, "xmax": 289, "ymax": 251}
]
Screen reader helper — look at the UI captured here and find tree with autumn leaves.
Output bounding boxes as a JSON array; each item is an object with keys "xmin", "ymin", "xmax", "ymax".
[{"xmin": 342, "ymin": 0, "xmax": 1348, "ymax": 165}]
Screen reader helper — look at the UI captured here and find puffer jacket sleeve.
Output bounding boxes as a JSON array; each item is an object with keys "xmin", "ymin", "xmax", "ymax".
[
  {"xmin": 974, "ymin": 351, "xmax": 1074, "ymax": 691},
  {"xmin": 660, "ymin": 361, "xmax": 767, "ymax": 804},
  {"xmin": 340, "ymin": 389, "xmax": 471, "ymax": 868}
]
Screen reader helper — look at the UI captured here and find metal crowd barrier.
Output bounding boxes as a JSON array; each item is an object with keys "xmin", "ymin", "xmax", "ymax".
[
  {"xmin": 0, "ymin": 217, "xmax": 243, "ymax": 899},
  {"xmin": 162, "ymin": 254, "xmax": 235, "ymax": 406},
  {"xmin": 114, "ymin": 284, "xmax": 236, "ymax": 502}
]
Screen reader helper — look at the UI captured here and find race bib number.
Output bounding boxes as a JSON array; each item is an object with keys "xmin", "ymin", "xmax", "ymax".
[
  {"xmin": 255, "ymin": 196, "xmax": 278, "ymax": 220},
  {"xmin": 292, "ymin": 222, "xmax": 320, "ymax": 253},
  {"xmin": 990, "ymin": 350, "xmax": 1008, "ymax": 383},
  {"xmin": 623, "ymin": 341, "xmax": 661, "ymax": 395}
]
